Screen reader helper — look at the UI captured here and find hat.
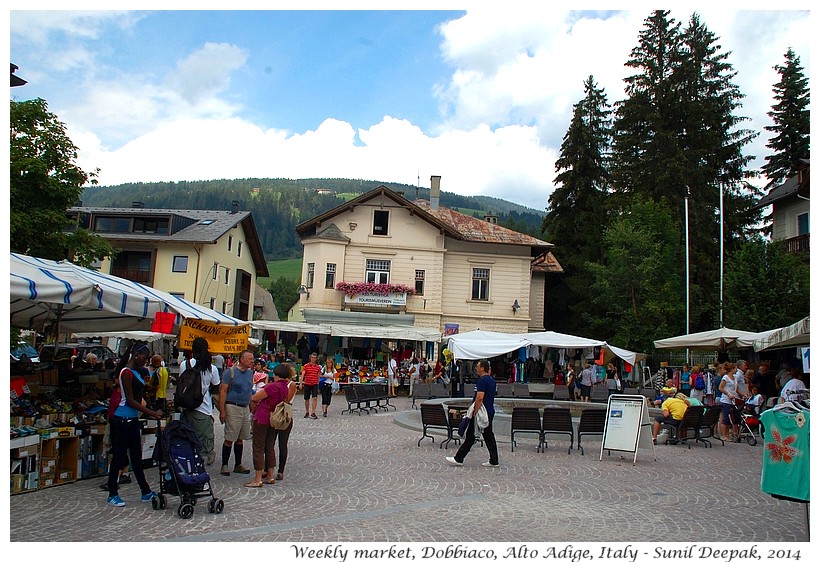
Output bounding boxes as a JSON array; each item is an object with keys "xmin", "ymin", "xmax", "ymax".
[
  {"xmin": 253, "ymin": 372, "xmax": 268, "ymax": 384},
  {"xmin": 132, "ymin": 343, "xmax": 151, "ymax": 357}
]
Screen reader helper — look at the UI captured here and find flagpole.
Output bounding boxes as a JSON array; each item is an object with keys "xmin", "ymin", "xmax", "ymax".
[
  {"xmin": 685, "ymin": 190, "xmax": 690, "ymax": 366},
  {"xmin": 719, "ymin": 182, "xmax": 724, "ymax": 328}
]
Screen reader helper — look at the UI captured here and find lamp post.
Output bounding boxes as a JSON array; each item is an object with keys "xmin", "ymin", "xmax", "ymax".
[{"xmin": 685, "ymin": 188, "xmax": 691, "ymax": 366}]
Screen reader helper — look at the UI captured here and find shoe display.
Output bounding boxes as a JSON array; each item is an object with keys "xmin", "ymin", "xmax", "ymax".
[
  {"xmin": 107, "ymin": 495, "xmax": 126, "ymax": 507},
  {"xmin": 233, "ymin": 465, "xmax": 251, "ymax": 474},
  {"xmin": 220, "ymin": 465, "xmax": 230, "ymax": 476},
  {"xmin": 481, "ymin": 462, "xmax": 499, "ymax": 467},
  {"xmin": 445, "ymin": 456, "xmax": 463, "ymax": 466},
  {"xmin": 140, "ymin": 491, "xmax": 157, "ymax": 502},
  {"xmin": 117, "ymin": 474, "xmax": 132, "ymax": 484}
]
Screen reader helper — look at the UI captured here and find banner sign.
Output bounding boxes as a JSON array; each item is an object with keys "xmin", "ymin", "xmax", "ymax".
[
  {"xmin": 178, "ymin": 319, "xmax": 249, "ymax": 354},
  {"xmin": 344, "ymin": 292, "xmax": 407, "ymax": 306}
]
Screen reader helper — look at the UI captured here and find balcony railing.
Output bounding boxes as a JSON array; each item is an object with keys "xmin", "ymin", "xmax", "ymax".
[
  {"xmin": 780, "ymin": 233, "xmax": 810, "ymax": 254},
  {"xmin": 111, "ymin": 267, "xmax": 151, "ymax": 284}
]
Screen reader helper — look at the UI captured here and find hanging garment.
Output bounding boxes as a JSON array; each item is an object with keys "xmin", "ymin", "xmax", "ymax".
[{"xmin": 759, "ymin": 406, "xmax": 810, "ymax": 502}]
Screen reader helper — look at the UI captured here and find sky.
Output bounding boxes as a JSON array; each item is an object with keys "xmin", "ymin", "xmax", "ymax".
[{"xmin": 7, "ymin": 3, "xmax": 813, "ymax": 211}]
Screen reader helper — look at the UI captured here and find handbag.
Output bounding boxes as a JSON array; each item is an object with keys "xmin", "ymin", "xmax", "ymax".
[
  {"xmin": 269, "ymin": 400, "xmax": 293, "ymax": 430},
  {"xmin": 458, "ymin": 415, "xmax": 471, "ymax": 437}
]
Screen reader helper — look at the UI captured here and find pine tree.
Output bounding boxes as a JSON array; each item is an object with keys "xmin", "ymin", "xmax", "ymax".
[
  {"xmin": 541, "ymin": 76, "xmax": 611, "ymax": 335},
  {"xmin": 610, "ymin": 11, "xmax": 759, "ymax": 333},
  {"xmin": 761, "ymin": 48, "xmax": 810, "ymax": 187}
]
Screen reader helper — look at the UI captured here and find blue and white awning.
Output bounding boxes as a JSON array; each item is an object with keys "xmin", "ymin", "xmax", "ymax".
[{"xmin": 10, "ymin": 252, "xmax": 246, "ymax": 332}]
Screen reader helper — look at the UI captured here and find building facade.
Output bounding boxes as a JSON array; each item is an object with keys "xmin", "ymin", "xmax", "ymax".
[
  {"xmin": 294, "ymin": 178, "xmax": 562, "ymax": 336},
  {"xmin": 752, "ymin": 159, "xmax": 810, "ymax": 255},
  {"xmin": 67, "ymin": 205, "xmax": 270, "ymax": 321}
]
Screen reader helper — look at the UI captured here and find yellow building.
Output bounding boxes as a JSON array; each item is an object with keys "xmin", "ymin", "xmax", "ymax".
[
  {"xmin": 67, "ymin": 204, "xmax": 269, "ymax": 321},
  {"xmin": 294, "ymin": 177, "xmax": 562, "ymax": 336}
]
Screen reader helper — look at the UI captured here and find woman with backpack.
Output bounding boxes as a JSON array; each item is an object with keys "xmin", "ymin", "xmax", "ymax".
[{"xmin": 690, "ymin": 365, "xmax": 706, "ymax": 403}]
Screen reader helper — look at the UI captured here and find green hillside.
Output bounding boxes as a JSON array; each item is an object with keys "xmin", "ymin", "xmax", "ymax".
[{"xmin": 258, "ymin": 258, "xmax": 302, "ymax": 288}]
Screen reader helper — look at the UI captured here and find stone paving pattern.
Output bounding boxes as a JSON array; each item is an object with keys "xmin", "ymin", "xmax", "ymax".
[{"xmin": 9, "ymin": 397, "xmax": 810, "ymax": 543}]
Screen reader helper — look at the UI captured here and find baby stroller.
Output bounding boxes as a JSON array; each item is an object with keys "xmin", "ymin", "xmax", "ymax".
[
  {"xmin": 152, "ymin": 419, "xmax": 224, "ymax": 518},
  {"xmin": 730, "ymin": 399, "xmax": 761, "ymax": 446}
]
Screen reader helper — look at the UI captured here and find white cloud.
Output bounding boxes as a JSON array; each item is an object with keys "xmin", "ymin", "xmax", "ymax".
[{"xmin": 32, "ymin": 9, "xmax": 812, "ymax": 211}]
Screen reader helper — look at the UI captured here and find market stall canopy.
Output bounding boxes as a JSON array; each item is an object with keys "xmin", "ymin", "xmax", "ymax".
[
  {"xmin": 10, "ymin": 252, "xmax": 246, "ymax": 333},
  {"xmin": 525, "ymin": 331, "xmax": 605, "ymax": 348},
  {"xmin": 250, "ymin": 320, "xmax": 331, "ymax": 334},
  {"xmin": 752, "ymin": 316, "xmax": 810, "ymax": 352},
  {"xmin": 71, "ymin": 331, "xmax": 177, "ymax": 343},
  {"xmin": 605, "ymin": 344, "xmax": 648, "ymax": 367},
  {"xmin": 249, "ymin": 320, "xmax": 440, "ymax": 342},
  {"xmin": 653, "ymin": 327, "xmax": 768, "ymax": 350},
  {"xmin": 444, "ymin": 330, "xmax": 532, "ymax": 360}
]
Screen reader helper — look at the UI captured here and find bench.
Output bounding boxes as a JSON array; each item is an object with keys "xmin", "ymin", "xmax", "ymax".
[
  {"xmin": 663, "ymin": 405, "xmax": 707, "ymax": 449},
  {"xmin": 696, "ymin": 405, "xmax": 724, "ymax": 447},
  {"xmin": 341, "ymin": 385, "xmax": 369, "ymax": 415},
  {"xmin": 496, "ymin": 383, "xmax": 515, "ymax": 398},
  {"xmin": 411, "ymin": 384, "xmax": 433, "ymax": 409},
  {"xmin": 418, "ymin": 403, "xmax": 461, "ymax": 449},
  {"xmin": 512, "ymin": 383, "xmax": 531, "ymax": 398}
]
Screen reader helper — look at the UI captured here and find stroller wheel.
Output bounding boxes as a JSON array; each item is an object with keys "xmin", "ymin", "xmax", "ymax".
[
  {"xmin": 214, "ymin": 499, "xmax": 224, "ymax": 514},
  {"xmin": 746, "ymin": 435, "xmax": 757, "ymax": 446},
  {"xmin": 159, "ymin": 495, "xmax": 167, "ymax": 509},
  {"xmin": 178, "ymin": 503, "xmax": 194, "ymax": 519},
  {"xmin": 208, "ymin": 499, "xmax": 216, "ymax": 513},
  {"xmin": 151, "ymin": 496, "xmax": 160, "ymax": 510}
]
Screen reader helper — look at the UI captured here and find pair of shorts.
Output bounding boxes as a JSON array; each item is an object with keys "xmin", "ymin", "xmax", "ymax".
[
  {"xmin": 303, "ymin": 384, "xmax": 319, "ymax": 400},
  {"xmin": 579, "ymin": 385, "xmax": 591, "ymax": 398},
  {"xmin": 223, "ymin": 403, "xmax": 252, "ymax": 442}
]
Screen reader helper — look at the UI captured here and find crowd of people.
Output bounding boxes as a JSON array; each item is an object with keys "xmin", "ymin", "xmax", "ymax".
[{"xmin": 648, "ymin": 359, "xmax": 808, "ymax": 444}]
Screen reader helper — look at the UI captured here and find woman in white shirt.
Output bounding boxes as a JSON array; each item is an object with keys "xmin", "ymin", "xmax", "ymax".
[{"xmin": 717, "ymin": 362, "xmax": 739, "ymax": 441}]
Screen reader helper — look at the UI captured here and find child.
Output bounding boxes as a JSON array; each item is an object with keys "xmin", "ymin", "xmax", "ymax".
[{"xmin": 744, "ymin": 384, "xmax": 764, "ymax": 416}]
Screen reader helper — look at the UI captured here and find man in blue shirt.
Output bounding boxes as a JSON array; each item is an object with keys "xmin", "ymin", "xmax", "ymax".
[
  {"xmin": 446, "ymin": 359, "xmax": 499, "ymax": 467},
  {"xmin": 217, "ymin": 350, "xmax": 255, "ymax": 476}
]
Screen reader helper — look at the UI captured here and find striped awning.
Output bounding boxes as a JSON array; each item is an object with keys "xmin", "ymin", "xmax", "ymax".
[{"xmin": 10, "ymin": 252, "xmax": 247, "ymax": 333}]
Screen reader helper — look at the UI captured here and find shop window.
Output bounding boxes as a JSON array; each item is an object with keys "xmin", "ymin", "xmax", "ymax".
[
  {"xmin": 373, "ymin": 210, "xmax": 389, "ymax": 235},
  {"xmin": 415, "ymin": 270, "xmax": 425, "ymax": 295},
  {"xmin": 471, "ymin": 268, "xmax": 490, "ymax": 301},
  {"xmin": 306, "ymin": 263, "xmax": 315, "ymax": 289},
  {"xmin": 366, "ymin": 259, "xmax": 390, "ymax": 284},
  {"xmin": 171, "ymin": 255, "xmax": 188, "ymax": 273},
  {"xmin": 326, "ymin": 263, "xmax": 336, "ymax": 289},
  {"xmin": 798, "ymin": 213, "xmax": 809, "ymax": 235}
]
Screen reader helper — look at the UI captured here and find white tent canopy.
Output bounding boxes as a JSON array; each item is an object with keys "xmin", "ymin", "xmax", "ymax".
[
  {"xmin": 10, "ymin": 252, "xmax": 246, "ymax": 332},
  {"xmin": 445, "ymin": 329, "xmax": 645, "ymax": 366},
  {"xmin": 444, "ymin": 330, "xmax": 531, "ymax": 360},
  {"xmin": 752, "ymin": 316, "xmax": 810, "ymax": 352},
  {"xmin": 653, "ymin": 327, "xmax": 768, "ymax": 350},
  {"xmin": 250, "ymin": 320, "xmax": 331, "ymax": 334}
]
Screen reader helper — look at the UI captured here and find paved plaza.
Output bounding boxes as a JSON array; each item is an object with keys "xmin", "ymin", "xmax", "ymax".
[{"xmin": 8, "ymin": 396, "xmax": 810, "ymax": 544}]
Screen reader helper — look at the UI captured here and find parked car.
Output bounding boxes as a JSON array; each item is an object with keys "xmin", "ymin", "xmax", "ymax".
[{"xmin": 11, "ymin": 343, "xmax": 40, "ymax": 363}]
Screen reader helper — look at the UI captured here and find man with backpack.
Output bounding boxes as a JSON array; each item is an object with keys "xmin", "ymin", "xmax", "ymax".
[
  {"xmin": 217, "ymin": 350, "xmax": 254, "ymax": 476},
  {"xmin": 176, "ymin": 337, "xmax": 222, "ymax": 465}
]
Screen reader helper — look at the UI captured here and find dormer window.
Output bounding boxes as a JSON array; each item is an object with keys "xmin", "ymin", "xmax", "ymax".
[{"xmin": 373, "ymin": 210, "xmax": 389, "ymax": 235}]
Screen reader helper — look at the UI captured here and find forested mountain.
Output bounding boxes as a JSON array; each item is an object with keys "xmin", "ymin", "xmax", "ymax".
[{"xmin": 80, "ymin": 178, "xmax": 545, "ymax": 260}]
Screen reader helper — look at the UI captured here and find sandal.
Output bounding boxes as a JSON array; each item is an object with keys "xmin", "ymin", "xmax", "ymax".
[
  {"xmin": 263, "ymin": 479, "xmax": 276, "ymax": 485},
  {"xmin": 244, "ymin": 481, "xmax": 263, "ymax": 488}
]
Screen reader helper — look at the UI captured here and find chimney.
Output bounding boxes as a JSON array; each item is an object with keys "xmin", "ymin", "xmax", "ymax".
[
  {"xmin": 231, "ymin": 200, "xmax": 240, "ymax": 214},
  {"xmin": 430, "ymin": 175, "xmax": 441, "ymax": 211}
]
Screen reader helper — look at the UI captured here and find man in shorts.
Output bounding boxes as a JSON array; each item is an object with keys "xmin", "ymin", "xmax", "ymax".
[
  {"xmin": 300, "ymin": 352, "xmax": 321, "ymax": 419},
  {"xmin": 217, "ymin": 349, "xmax": 254, "ymax": 476},
  {"xmin": 387, "ymin": 352, "xmax": 398, "ymax": 397}
]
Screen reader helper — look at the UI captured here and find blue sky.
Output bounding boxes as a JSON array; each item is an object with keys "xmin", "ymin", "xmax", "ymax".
[{"xmin": 7, "ymin": 6, "xmax": 812, "ymax": 210}]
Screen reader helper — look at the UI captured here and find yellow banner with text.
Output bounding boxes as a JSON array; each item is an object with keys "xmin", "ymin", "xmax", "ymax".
[{"xmin": 178, "ymin": 319, "xmax": 249, "ymax": 354}]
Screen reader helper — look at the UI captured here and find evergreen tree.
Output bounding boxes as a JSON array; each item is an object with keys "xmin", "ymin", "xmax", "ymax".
[
  {"xmin": 761, "ymin": 47, "xmax": 810, "ymax": 187},
  {"xmin": 610, "ymin": 11, "xmax": 759, "ymax": 333},
  {"xmin": 541, "ymin": 76, "xmax": 611, "ymax": 335},
  {"xmin": 723, "ymin": 238, "xmax": 809, "ymax": 331}
]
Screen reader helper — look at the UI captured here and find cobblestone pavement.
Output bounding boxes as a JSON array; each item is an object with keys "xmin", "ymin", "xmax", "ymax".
[{"xmin": 8, "ymin": 397, "xmax": 810, "ymax": 544}]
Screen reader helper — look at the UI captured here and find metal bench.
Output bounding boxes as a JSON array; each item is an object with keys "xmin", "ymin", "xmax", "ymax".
[
  {"xmin": 511, "ymin": 407, "xmax": 542, "ymax": 452},
  {"xmin": 418, "ymin": 403, "xmax": 460, "ymax": 449}
]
